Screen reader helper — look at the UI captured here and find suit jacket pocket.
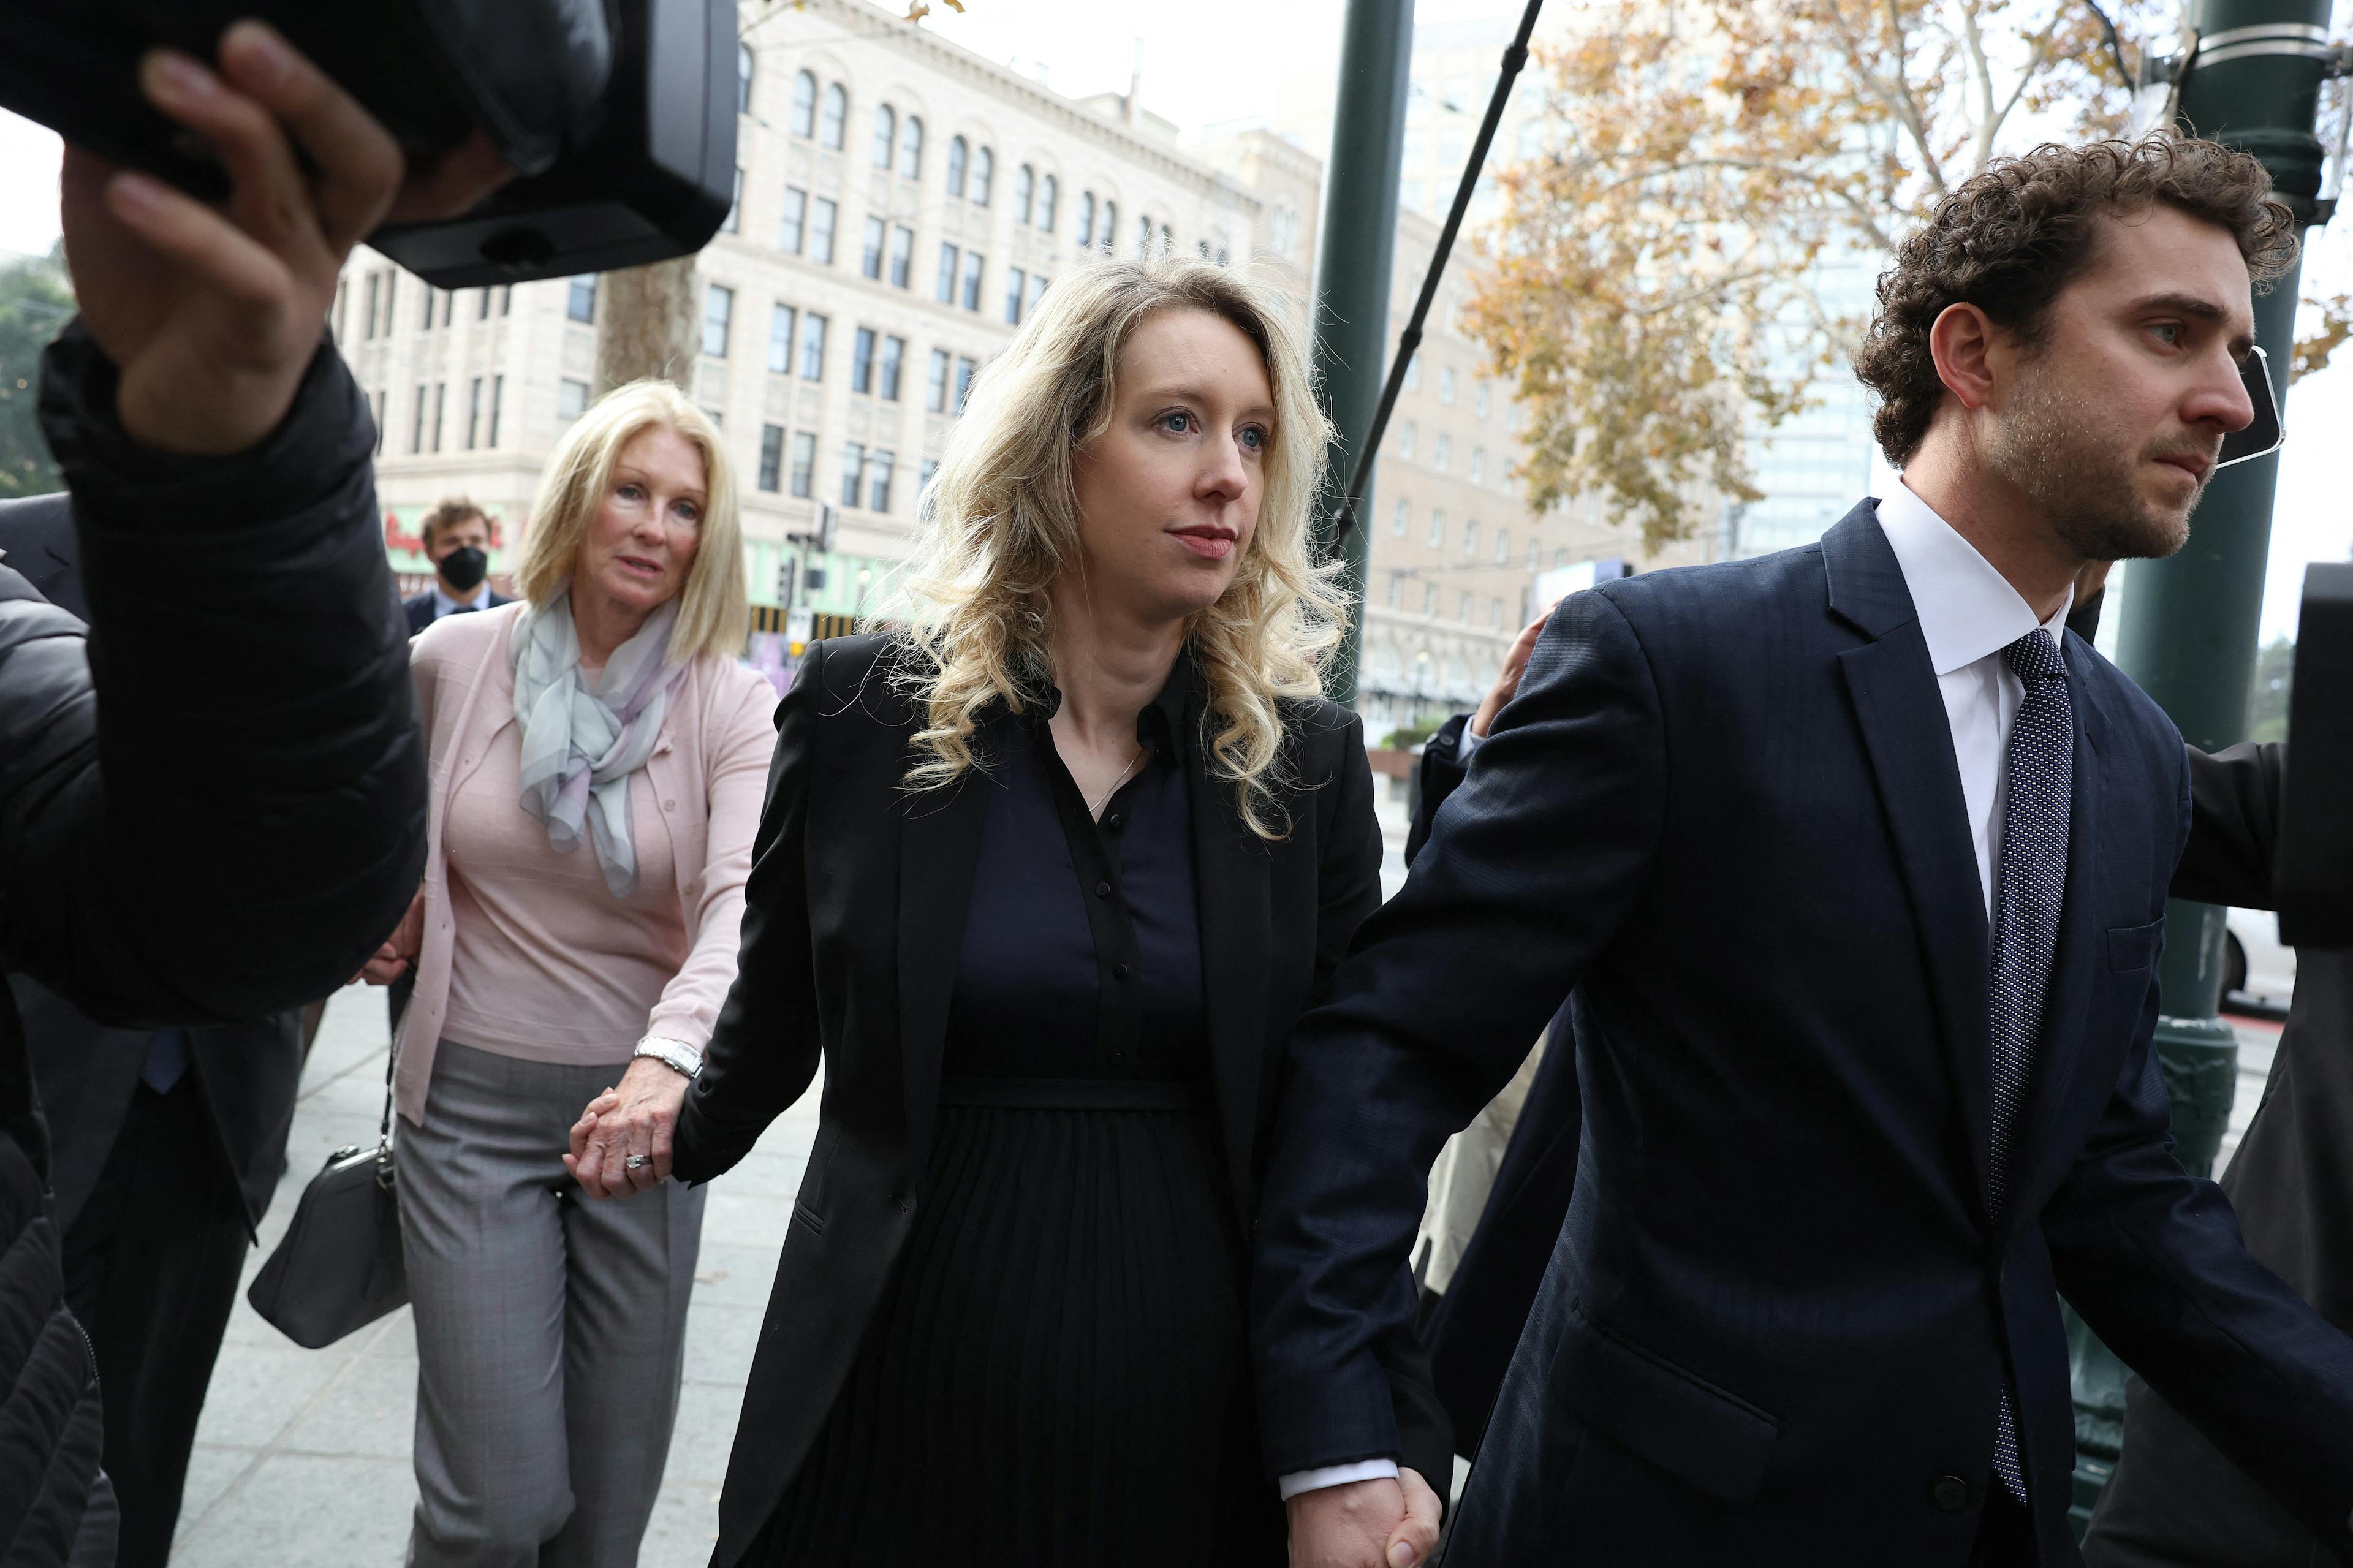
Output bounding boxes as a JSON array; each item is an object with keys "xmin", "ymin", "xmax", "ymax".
[
  {"xmin": 2104, "ymin": 917, "xmax": 2165, "ymax": 972},
  {"xmin": 1559, "ymin": 1298, "xmax": 1781, "ymax": 1507}
]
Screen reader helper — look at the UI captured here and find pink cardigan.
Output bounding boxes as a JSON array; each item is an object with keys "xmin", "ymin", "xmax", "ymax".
[{"xmin": 392, "ymin": 603, "xmax": 778, "ymax": 1124}]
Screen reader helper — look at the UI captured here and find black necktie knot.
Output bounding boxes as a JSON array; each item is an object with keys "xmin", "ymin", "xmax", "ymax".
[{"xmin": 2001, "ymin": 630, "xmax": 2063, "ymax": 684}]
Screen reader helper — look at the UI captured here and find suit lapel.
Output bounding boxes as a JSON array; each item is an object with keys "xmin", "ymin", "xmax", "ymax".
[
  {"xmin": 1186, "ymin": 713, "xmax": 1273, "ymax": 1216},
  {"xmin": 1826, "ymin": 505, "xmax": 1996, "ymax": 1229},
  {"xmin": 896, "ymin": 756, "xmax": 990, "ymax": 1166}
]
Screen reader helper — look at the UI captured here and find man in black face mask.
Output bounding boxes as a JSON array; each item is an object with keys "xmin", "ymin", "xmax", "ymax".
[{"xmin": 400, "ymin": 497, "xmax": 509, "ymax": 634}]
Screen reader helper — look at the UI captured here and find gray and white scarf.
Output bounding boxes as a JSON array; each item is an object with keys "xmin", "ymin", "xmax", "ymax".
[{"xmin": 510, "ymin": 590, "xmax": 686, "ymax": 899}]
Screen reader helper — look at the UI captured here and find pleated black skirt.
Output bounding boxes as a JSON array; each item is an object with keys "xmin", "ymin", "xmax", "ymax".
[{"xmin": 750, "ymin": 1093, "xmax": 1285, "ymax": 1567}]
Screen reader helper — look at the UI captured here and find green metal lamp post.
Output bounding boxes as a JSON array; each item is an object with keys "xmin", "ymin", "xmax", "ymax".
[
  {"xmin": 1309, "ymin": 0, "xmax": 1415, "ymax": 707},
  {"xmin": 2067, "ymin": 0, "xmax": 2342, "ymax": 1535}
]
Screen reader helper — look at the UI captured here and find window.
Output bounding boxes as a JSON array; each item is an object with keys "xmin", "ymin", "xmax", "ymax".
[
  {"xmin": 1491, "ymin": 598, "xmax": 1505, "ymax": 629},
  {"xmin": 1137, "ymin": 214, "xmax": 1153, "ymax": 256},
  {"xmin": 356, "ymin": 274, "xmax": 374, "ymax": 340},
  {"xmin": 890, "ymin": 225, "xmax": 914, "ymax": 289},
  {"xmin": 926, "ymin": 349, "xmax": 951, "ymax": 412},
  {"xmin": 558, "ymin": 377, "xmax": 589, "ymax": 423},
  {"xmin": 851, "ymin": 327, "xmax": 876, "ymax": 393},
  {"xmin": 1403, "ymin": 352, "xmax": 1419, "ymax": 392},
  {"xmin": 487, "ymin": 375, "xmax": 503, "ymax": 447},
  {"xmin": 702, "ymin": 284, "xmax": 733, "ymax": 357},
  {"xmin": 758, "ymin": 424, "xmax": 784, "ymax": 492},
  {"xmin": 779, "ymin": 186, "xmax": 807, "ymax": 252},
  {"xmin": 819, "ymin": 83, "xmax": 847, "ymax": 150},
  {"xmin": 789, "ymin": 432, "xmax": 816, "ymax": 498},
  {"xmin": 955, "ymin": 356, "xmax": 977, "ymax": 411},
  {"xmin": 1029, "ymin": 273, "xmax": 1048, "ymax": 314},
  {"xmin": 861, "ymin": 216, "xmax": 885, "ymax": 279},
  {"xmin": 798, "ymin": 313, "xmax": 828, "ymax": 379},
  {"xmin": 961, "ymin": 252, "xmax": 984, "ymax": 312},
  {"xmin": 722, "ymin": 167, "xmax": 742, "ymax": 232},
  {"xmin": 920, "ymin": 458, "xmax": 940, "ymax": 493},
  {"xmin": 790, "ymin": 70, "xmax": 816, "ymax": 137},
  {"xmin": 1392, "ymin": 499, "xmax": 1409, "ymax": 537},
  {"xmin": 1459, "ymin": 591, "xmax": 1474, "ymax": 622},
  {"xmin": 1039, "ymin": 174, "xmax": 1058, "ymax": 232},
  {"xmin": 1099, "ymin": 200, "xmax": 1116, "ymax": 252},
  {"xmin": 1386, "ymin": 574, "xmax": 1401, "ymax": 607},
  {"xmin": 1014, "ymin": 164, "xmax": 1034, "ymax": 223},
  {"xmin": 410, "ymin": 384, "xmax": 428, "ymax": 453},
  {"xmin": 947, "ymin": 135, "xmax": 968, "ymax": 196},
  {"xmin": 868, "ymin": 450, "xmax": 896, "ymax": 513},
  {"xmin": 1160, "ymin": 224, "xmax": 1172, "ymax": 252},
  {"xmin": 1077, "ymin": 191, "xmax": 1096, "ymax": 247},
  {"xmin": 1005, "ymin": 267, "xmax": 1026, "ymax": 325},
  {"xmin": 1463, "ymin": 519, "xmax": 1479, "ymax": 556},
  {"xmin": 810, "ymin": 198, "xmax": 838, "ymax": 263},
  {"xmin": 370, "ymin": 388, "xmax": 384, "ymax": 453},
  {"xmin": 566, "ymin": 275, "xmax": 597, "ymax": 324},
  {"xmin": 1423, "ymin": 581, "xmax": 1438, "ymax": 615},
  {"xmin": 972, "ymin": 146, "xmax": 993, "ymax": 205},
  {"xmin": 466, "ymin": 377, "xmax": 484, "ymax": 449},
  {"xmin": 1434, "ymin": 433, "xmax": 1451, "ymax": 472},
  {"xmin": 936, "ymin": 243, "xmax": 960, "ymax": 301},
  {"xmin": 768, "ymin": 304, "xmax": 796, "ymax": 374},
  {"xmin": 881, "ymin": 336, "xmax": 906, "ymax": 401},
  {"xmin": 1554, "ymin": 547, "xmax": 1568, "ymax": 568},
  {"xmin": 475, "ymin": 287, "xmax": 492, "ymax": 321},
  {"xmin": 1475, "ymin": 382, "xmax": 1491, "ymax": 419},
  {"xmin": 1495, "ymin": 527, "xmax": 1510, "ymax": 564},
  {"xmin": 1469, "ymin": 448, "xmax": 1484, "ymax": 485},
  {"xmin": 430, "ymin": 383, "xmax": 446, "ymax": 450},
  {"xmin": 839, "ymin": 442, "xmax": 866, "ymax": 506},
  {"xmin": 737, "ymin": 42, "xmax": 755, "ymax": 115},
  {"xmin": 1440, "ymin": 366, "xmax": 1457, "ymax": 404},
  {"xmin": 873, "ymin": 105, "xmax": 896, "ymax": 169},
  {"xmin": 1428, "ymin": 507, "xmax": 1445, "ymax": 547},
  {"xmin": 1399, "ymin": 420, "xmax": 1416, "ymax": 460},
  {"xmin": 376, "ymin": 271, "xmax": 398, "ymax": 336},
  {"xmin": 899, "ymin": 115, "xmax": 924, "ymax": 178}
]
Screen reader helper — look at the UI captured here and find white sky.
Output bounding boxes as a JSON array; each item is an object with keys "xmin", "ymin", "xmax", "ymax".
[{"xmin": 1, "ymin": 1, "xmax": 2345, "ymax": 642}]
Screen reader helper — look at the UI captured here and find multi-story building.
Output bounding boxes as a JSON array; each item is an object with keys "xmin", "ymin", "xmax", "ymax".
[{"xmin": 342, "ymin": 0, "xmax": 1313, "ymax": 679}]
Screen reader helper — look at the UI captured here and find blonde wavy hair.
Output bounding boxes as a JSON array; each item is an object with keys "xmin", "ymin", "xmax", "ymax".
[
  {"xmin": 515, "ymin": 379, "xmax": 749, "ymax": 661},
  {"xmin": 889, "ymin": 255, "xmax": 1347, "ymax": 839}
]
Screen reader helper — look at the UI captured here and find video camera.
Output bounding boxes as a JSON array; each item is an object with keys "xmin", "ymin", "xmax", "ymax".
[{"xmin": 0, "ymin": 0, "xmax": 737, "ymax": 287}]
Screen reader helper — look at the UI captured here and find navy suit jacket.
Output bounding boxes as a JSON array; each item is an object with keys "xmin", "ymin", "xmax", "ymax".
[
  {"xmin": 1252, "ymin": 502, "xmax": 2353, "ymax": 1564},
  {"xmin": 401, "ymin": 585, "xmax": 510, "ymax": 636}
]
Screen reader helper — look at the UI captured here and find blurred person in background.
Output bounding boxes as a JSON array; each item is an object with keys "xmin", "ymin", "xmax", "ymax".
[
  {"xmin": 0, "ymin": 20, "xmax": 505, "ymax": 1564},
  {"xmin": 359, "ymin": 379, "xmax": 771, "ymax": 1568},
  {"xmin": 403, "ymin": 496, "xmax": 512, "ymax": 634},
  {"xmin": 569, "ymin": 256, "xmax": 1450, "ymax": 1568}
]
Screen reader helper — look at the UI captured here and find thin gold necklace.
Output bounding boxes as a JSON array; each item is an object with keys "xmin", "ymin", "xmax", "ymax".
[{"xmin": 1088, "ymin": 746, "xmax": 1146, "ymax": 819}]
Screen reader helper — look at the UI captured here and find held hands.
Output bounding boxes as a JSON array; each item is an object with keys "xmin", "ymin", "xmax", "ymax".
[
  {"xmin": 1468, "ymin": 608, "xmax": 1555, "ymax": 740},
  {"xmin": 355, "ymin": 890, "xmax": 424, "ymax": 985},
  {"xmin": 567, "ymin": 1057, "xmax": 692, "ymax": 1199},
  {"xmin": 1286, "ymin": 1468, "xmax": 1443, "ymax": 1568},
  {"xmin": 59, "ymin": 21, "xmax": 510, "ymax": 456}
]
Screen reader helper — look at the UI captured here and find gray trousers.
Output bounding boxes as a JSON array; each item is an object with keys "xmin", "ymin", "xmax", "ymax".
[{"xmin": 398, "ymin": 1040, "xmax": 705, "ymax": 1568}]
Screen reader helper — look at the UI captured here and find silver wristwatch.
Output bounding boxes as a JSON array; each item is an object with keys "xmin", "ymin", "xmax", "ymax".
[{"xmin": 633, "ymin": 1035, "xmax": 703, "ymax": 1080}]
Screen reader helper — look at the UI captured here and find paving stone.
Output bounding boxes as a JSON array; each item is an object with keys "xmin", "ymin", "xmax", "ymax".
[{"xmin": 169, "ymin": 1452, "xmax": 414, "ymax": 1568}]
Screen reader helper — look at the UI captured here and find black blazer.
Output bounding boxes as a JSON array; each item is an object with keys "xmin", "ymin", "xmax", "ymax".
[
  {"xmin": 402, "ymin": 585, "xmax": 511, "ymax": 636},
  {"xmin": 672, "ymin": 634, "xmax": 1450, "ymax": 1567},
  {"xmin": 0, "ymin": 499, "xmax": 305, "ymax": 1232},
  {"xmin": 1253, "ymin": 502, "xmax": 2353, "ymax": 1563}
]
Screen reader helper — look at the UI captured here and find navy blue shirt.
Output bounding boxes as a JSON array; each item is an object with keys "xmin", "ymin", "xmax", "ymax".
[{"xmin": 944, "ymin": 657, "xmax": 1208, "ymax": 1085}]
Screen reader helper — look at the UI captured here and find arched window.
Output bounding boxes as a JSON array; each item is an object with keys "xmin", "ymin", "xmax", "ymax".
[
  {"xmin": 1099, "ymin": 200, "xmax": 1116, "ymax": 252},
  {"xmin": 1014, "ymin": 164, "xmax": 1034, "ymax": 224},
  {"xmin": 972, "ymin": 146, "xmax": 994, "ymax": 206},
  {"xmin": 1038, "ymin": 174, "xmax": 1058, "ymax": 232},
  {"xmin": 819, "ymin": 83, "xmax": 847, "ymax": 150},
  {"xmin": 1159, "ymin": 223, "xmax": 1172, "ymax": 252},
  {"xmin": 1137, "ymin": 214, "xmax": 1153, "ymax": 257},
  {"xmin": 737, "ymin": 44, "xmax": 755, "ymax": 115},
  {"xmin": 872, "ymin": 105, "xmax": 896, "ymax": 169},
  {"xmin": 946, "ymin": 135, "xmax": 968, "ymax": 196},
  {"xmin": 898, "ymin": 115, "xmax": 923, "ymax": 178},
  {"xmin": 1077, "ymin": 191, "xmax": 1096, "ymax": 248},
  {"xmin": 790, "ymin": 70, "xmax": 816, "ymax": 137}
]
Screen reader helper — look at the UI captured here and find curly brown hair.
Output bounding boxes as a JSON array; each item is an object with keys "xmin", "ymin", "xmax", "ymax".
[{"xmin": 1854, "ymin": 138, "xmax": 2298, "ymax": 467}]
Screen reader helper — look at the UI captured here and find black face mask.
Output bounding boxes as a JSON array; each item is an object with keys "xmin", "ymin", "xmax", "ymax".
[{"xmin": 438, "ymin": 545, "xmax": 489, "ymax": 593}]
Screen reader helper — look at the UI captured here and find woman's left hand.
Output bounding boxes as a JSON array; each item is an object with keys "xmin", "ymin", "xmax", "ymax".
[{"xmin": 565, "ymin": 1056, "xmax": 691, "ymax": 1199}]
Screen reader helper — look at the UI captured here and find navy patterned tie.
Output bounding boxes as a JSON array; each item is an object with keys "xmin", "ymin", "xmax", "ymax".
[{"xmin": 1985, "ymin": 628, "xmax": 2073, "ymax": 1500}]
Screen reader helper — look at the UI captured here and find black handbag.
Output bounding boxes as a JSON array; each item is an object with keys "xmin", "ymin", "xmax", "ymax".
[{"xmin": 246, "ymin": 1042, "xmax": 408, "ymax": 1349}]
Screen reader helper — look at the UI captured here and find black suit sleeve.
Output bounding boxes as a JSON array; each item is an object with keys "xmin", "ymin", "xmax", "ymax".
[
  {"xmin": 1252, "ymin": 588, "xmax": 1667, "ymax": 1475},
  {"xmin": 1, "ymin": 322, "xmax": 425, "ymax": 1026},
  {"xmin": 672, "ymin": 647, "xmax": 822, "ymax": 1183},
  {"xmin": 1403, "ymin": 713, "xmax": 1472, "ymax": 867},
  {"xmin": 2043, "ymin": 750, "xmax": 2353, "ymax": 1555},
  {"xmin": 2170, "ymin": 741, "xmax": 2283, "ymax": 911}
]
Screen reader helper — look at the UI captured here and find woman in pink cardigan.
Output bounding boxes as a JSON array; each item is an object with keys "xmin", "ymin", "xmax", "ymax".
[{"xmin": 360, "ymin": 380, "xmax": 774, "ymax": 1567}]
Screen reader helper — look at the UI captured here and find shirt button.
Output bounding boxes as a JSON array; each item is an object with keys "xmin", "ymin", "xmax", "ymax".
[
  {"xmin": 1113, "ymin": 964, "xmax": 1129, "ymax": 980},
  {"xmin": 663, "ymin": 798, "xmax": 676, "ymax": 811},
  {"xmin": 1094, "ymin": 881, "xmax": 1111, "ymax": 898},
  {"xmin": 1930, "ymin": 1475, "xmax": 1969, "ymax": 1513}
]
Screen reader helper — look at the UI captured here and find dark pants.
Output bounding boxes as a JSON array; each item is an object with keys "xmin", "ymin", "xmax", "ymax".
[
  {"xmin": 2081, "ymin": 1376, "xmax": 2340, "ymax": 1567},
  {"xmin": 60, "ymin": 1077, "xmax": 252, "ymax": 1568},
  {"xmin": 1971, "ymin": 1484, "xmax": 2037, "ymax": 1567}
]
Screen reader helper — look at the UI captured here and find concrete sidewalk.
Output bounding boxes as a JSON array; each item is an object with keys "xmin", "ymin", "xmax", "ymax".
[{"xmin": 172, "ymin": 985, "xmax": 819, "ymax": 1567}]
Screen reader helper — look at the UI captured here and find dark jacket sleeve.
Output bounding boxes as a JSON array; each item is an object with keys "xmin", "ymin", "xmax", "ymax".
[
  {"xmin": 672, "ymin": 650, "xmax": 822, "ymax": 1183},
  {"xmin": 1403, "ymin": 713, "xmax": 1473, "ymax": 867},
  {"xmin": 1252, "ymin": 589, "xmax": 1667, "ymax": 1475},
  {"xmin": 0, "ymin": 322, "xmax": 425, "ymax": 1026},
  {"xmin": 2171, "ymin": 741, "xmax": 2283, "ymax": 911}
]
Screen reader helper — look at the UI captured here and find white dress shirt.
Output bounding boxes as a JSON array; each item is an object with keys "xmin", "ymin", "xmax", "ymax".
[
  {"xmin": 1318, "ymin": 486, "xmax": 2072, "ymax": 1502},
  {"xmin": 431, "ymin": 581, "xmax": 490, "ymax": 619}
]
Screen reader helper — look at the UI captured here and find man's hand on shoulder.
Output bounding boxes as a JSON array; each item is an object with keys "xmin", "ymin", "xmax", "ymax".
[{"xmin": 1286, "ymin": 1469, "xmax": 1442, "ymax": 1568}]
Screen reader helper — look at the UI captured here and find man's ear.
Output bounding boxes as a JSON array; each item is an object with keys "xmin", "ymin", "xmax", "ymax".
[{"xmin": 1928, "ymin": 302, "xmax": 2002, "ymax": 413}]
